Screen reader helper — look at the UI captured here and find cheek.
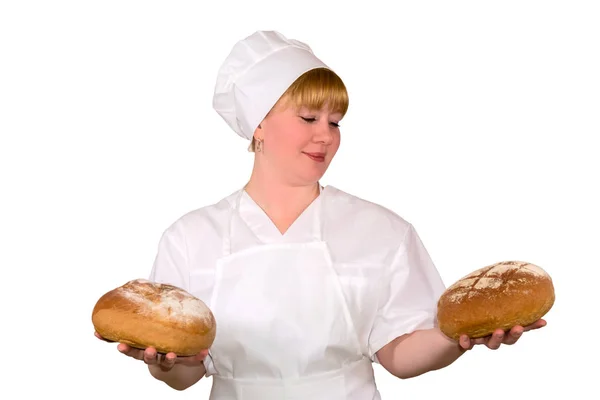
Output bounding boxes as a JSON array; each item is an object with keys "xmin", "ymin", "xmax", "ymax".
[
  {"xmin": 333, "ymin": 132, "xmax": 341, "ymax": 148},
  {"xmin": 270, "ymin": 126, "xmax": 308, "ymax": 154},
  {"xmin": 329, "ymin": 132, "xmax": 341, "ymax": 155}
]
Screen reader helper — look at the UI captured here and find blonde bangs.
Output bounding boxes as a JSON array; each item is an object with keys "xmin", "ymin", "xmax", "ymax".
[
  {"xmin": 249, "ymin": 68, "xmax": 349, "ymax": 152},
  {"xmin": 278, "ymin": 68, "xmax": 349, "ymax": 116}
]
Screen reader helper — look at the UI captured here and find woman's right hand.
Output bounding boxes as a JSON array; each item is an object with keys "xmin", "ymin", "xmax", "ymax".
[{"xmin": 94, "ymin": 331, "xmax": 209, "ymax": 372}]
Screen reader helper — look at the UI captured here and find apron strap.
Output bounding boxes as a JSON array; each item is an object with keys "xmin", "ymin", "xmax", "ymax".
[
  {"xmin": 312, "ymin": 184, "xmax": 325, "ymax": 242},
  {"xmin": 222, "ymin": 188, "xmax": 244, "ymax": 257}
]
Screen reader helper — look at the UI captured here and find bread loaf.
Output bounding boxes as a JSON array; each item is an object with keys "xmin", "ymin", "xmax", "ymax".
[
  {"xmin": 92, "ymin": 279, "xmax": 216, "ymax": 356},
  {"xmin": 436, "ymin": 261, "xmax": 554, "ymax": 340}
]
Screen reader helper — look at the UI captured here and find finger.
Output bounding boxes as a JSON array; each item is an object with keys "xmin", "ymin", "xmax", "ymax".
[
  {"xmin": 503, "ymin": 326, "xmax": 524, "ymax": 345},
  {"xmin": 117, "ymin": 343, "xmax": 144, "ymax": 360},
  {"xmin": 459, "ymin": 335, "xmax": 474, "ymax": 350},
  {"xmin": 473, "ymin": 337, "xmax": 487, "ymax": 345},
  {"xmin": 143, "ymin": 347, "xmax": 159, "ymax": 364},
  {"xmin": 177, "ymin": 351, "xmax": 208, "ymax": 365},
  {"xmin": 190, "ymin": 349, "xmax": 210, "ymax": 362},
  {"xmin": 117, "ymin": 343, "xmax": 129, "ymax": 354},
  {"xmin": 172, "ymin": 349, "xmax": 210, "ymax": 366},
  {"xmin": 199, "ymin": 349, "xmax": 210, "ymax": 360},
  {"xmin": 95, "ymin": 332, "xmax": 115, "ymax": 343},
  {"xmin": 486, "ymin": 329, "xmax": 505, "ymax": 350},
  {"xmin": 159, "ymin": 352, "xmax": 177, "ymax": 371},
  {"xmin": 523, "ymin": 319, "xmax": 547, "ymax": 332}
]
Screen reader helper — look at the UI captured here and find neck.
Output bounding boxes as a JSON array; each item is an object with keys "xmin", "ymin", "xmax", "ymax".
[{"xmin": 244, "ymin": 162, "xmax": 321, "ymax": 224}]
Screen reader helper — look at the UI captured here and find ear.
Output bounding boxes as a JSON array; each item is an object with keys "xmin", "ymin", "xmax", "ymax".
[{"xmin": 253, "ymin": 121, "xmax": 264, "ymax": 140}]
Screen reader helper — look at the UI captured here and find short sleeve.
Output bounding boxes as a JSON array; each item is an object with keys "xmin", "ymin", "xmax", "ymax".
[
  {"xmin": 368, "ymin": 223, "xmax": 447, "ymax": 362},
  {"xmin": 148, "ymin": 221, "xmax": 190, "ymax": 291}
]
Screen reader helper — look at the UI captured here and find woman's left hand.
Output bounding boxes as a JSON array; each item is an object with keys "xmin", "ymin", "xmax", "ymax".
[{"xmin": 458, "ymin": 319, "xmax": 547, "ymax": 350}]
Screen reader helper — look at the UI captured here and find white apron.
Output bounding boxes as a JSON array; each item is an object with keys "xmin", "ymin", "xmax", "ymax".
[{"xmin": 207, "ymin": 186, "xmax": 379, "ymax": 399}]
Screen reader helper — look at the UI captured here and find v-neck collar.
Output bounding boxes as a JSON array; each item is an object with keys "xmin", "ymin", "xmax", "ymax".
[{"xmin": 238, "ymin": 185, "xmax": 325, "ymax": 243}]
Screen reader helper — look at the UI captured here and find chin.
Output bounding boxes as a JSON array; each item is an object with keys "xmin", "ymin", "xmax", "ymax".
[
  {"xmin": 291, "ymin": 173, "xmax": 326, "ymax": 187},
  {"xmin": 289, "ymin": 161, "xmax": 330, "ymax": 185},
  {"xmin": 303, "ymin": 173, "xmax": 327, "ymax": 184}
]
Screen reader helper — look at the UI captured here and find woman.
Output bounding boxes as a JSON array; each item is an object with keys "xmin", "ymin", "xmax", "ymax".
[{"xmin": 96, "ymin": 30, "xmax": 545, "ymax": 399}]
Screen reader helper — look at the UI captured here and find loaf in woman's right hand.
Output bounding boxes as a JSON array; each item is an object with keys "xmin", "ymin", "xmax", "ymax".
[{"xmin": 92, "ymin": 279, "xmax": 216, "ymax": 358}]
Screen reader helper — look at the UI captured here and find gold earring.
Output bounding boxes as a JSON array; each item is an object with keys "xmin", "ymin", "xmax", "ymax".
[{"xmin": 255, "ymin": 139, "xmax": 263, "ymax": 152}]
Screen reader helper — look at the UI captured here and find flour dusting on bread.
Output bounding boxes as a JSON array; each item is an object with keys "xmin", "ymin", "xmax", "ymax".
[{"xmin": 119, "ymin": 279, "xmax": 212, "ymax": 323}]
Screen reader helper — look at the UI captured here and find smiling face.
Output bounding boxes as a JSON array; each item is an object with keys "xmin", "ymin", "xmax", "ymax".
[
  {"xmin": 258, "ymin": 103, "xmax": 342, "ymax": 185},
  {"xmin": 252, "ymin": 68, "xmax": 348, "ymax": 187}
]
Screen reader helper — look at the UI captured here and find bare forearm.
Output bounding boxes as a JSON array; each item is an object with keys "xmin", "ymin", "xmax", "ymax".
[
  {"xmin": 148, "ymin": 363, "xmax": 206, "ymax": 391},
  {"xmin": 378, "ymin": 328, "xmax": 466, "ymax": 379}
]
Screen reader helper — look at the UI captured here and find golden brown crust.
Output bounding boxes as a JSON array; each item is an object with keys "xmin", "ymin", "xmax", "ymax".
[
  {"xmin": 92, "ymin": 279, "xmax": 216, "ymax": 356},
  {"xmin": 437, "ymin": 261, "xmax": 555, "ymax": 340}
]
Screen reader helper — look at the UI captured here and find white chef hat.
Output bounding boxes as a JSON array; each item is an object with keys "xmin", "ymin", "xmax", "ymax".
[{"xmin": 212, "ymin": 30, "xmax": 329, "ymax": 140}]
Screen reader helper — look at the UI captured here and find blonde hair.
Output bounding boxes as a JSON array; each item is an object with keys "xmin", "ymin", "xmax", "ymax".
[{"xmin": 249, "ymin": 67, "xmax": 349, "ymax": 152}]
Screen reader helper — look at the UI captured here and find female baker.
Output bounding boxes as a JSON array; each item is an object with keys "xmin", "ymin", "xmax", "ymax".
[{"xmin": 96, "ymin": 30, "xmax": 546, "ymax": 399}]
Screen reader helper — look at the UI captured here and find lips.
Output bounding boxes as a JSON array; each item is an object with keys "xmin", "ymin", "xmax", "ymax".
[{"xmin": 303, "ymin": 152, "xmax": 326, "ymax": 162}]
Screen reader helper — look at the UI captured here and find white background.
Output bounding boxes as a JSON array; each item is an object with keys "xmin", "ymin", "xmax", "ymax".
[{"xmin": 1, "ymin": 0, "xmax": 598, "ymax": 398}]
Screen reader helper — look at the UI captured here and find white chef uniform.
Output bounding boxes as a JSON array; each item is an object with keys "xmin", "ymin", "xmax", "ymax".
[
  {"xmin": 149, "ymin": 29, "xmax": 447, "ymax": 399},
  {"xmin": 149, "ymin": 184, "xmax": 447, "ymax": 399}
]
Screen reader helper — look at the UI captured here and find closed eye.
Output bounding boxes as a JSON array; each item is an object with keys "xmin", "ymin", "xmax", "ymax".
[{"xmin": 301, "ymin": 117, "xmax": 340, "ymax": 128}]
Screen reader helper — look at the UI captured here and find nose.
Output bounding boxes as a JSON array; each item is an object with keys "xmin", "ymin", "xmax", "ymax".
[{"xmin": 313, "ymin": 120, "xmax": 335, "ymax": 144}]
